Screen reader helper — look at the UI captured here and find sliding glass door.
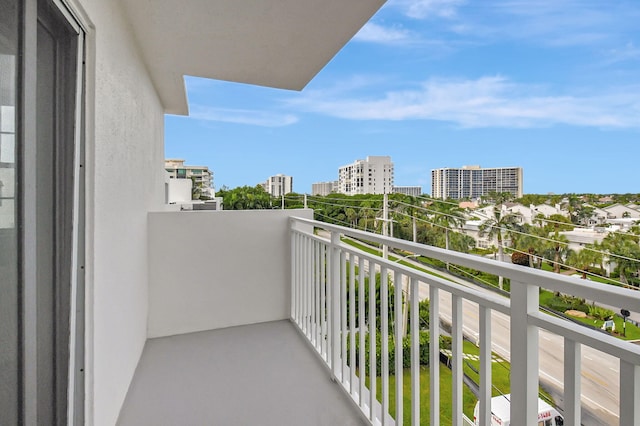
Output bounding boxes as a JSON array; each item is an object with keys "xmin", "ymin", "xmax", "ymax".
[{"xmin": 0, "ymin": 0, "xmax": 84, "ymax": 423}]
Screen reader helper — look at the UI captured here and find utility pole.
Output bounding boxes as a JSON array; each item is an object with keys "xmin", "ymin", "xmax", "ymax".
[
  {"xmin": 281, "ymin": 193, "xmax": 285, "ymax": 210},
  {"xmin": 304, "ymin": 193, "xmax": 307, "ymax": 209},
  {"xmin": 383, "ymin": 193, "xmax": 388, "ymax": 259}
]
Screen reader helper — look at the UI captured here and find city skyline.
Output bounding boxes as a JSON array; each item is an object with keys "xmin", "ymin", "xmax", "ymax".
[{"xmin": 165, "ymin": 0, "xmax": 640, "ymax": 195}]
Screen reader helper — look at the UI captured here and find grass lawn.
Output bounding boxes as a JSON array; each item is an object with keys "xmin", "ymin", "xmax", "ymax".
[
  {"xmin": 369, "ymin": 364, "xmax": 477, "ymax": 425},
  {"xmin": 539, "ymin": 289, "xmax": 640, "ymax": 340},
  {"xmin": 575, "ymin": 274, "xmax": 622, "ymax": 287},
  {"xmin": 342, "ymin": 237, "xmax": 383, "ymax": 256},
  {"xmin": 538, "ymin": 289, "xmax": 556, "ymax": 306},
  {"xmin": 363, "ymin": 341, "xmax": 553, "ymax": 424},
  {"xmin": 341, "ymin": 238, "xmax": 452, "ymax": 281},
  {"xmin": 459, "ymin": 341, "xmax": 511, "ymax": 401},
  {"xmin": 567, "ymin": 314, "xmax": 640, "ymax": 340}
]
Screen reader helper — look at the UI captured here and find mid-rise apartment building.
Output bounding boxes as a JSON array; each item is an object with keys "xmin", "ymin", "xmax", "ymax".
[
  {"xmin": 393, "ymin": 186, "xmax": 422, "ymax": 197},
  {"xmin": 338, "ymin": 156, "xmax": 394, "ymax": 195},
  {"xmin": 165, "ymin": 159, "xmax": 214, "ymax": 198},
  {"xmin": 262, "ymin": 174, "xmax": 293, "ymax": 197},
  {"xmin": 431, "ymin": 165, "xmax": 523, "ymax": 200},
  {"xmin": 311, "ymin": 181, "xmax": 338, "ymax": 196}
]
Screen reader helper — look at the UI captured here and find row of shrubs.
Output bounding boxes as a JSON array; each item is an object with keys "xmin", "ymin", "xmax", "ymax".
[
  {"xmin": 347, "ymin": 331, "xmax": 452, "ymax": 374},
  {"xmin": 544, "ymin": 295, "xmax": 615, "ymax": 320},
  {"xmin": 544, "ymin": 295, "xmax": 591, "ymax": 314}
]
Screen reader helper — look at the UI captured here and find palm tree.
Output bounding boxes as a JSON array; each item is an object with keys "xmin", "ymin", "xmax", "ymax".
[
  {"xmin": 603, "ymin": 234, "xmax": 640, "ymax": 285},
  {"xmin": 345, "ymin": 207, "xmax": 358, "ymax": 228},
  {"xmin": 430, "ymin": 201, "xmax": 466, "ymax": 270},
  {"xmin": 478, "ymin": 205, "xmax": 522, "ymax": 289},
  {"xmin": 512, "ymin": 224, "xmax": 548, "ymax": 268},
  {"xmin": 550, "ymin": 224, "xmax": 570, "ymax": 273},
  {"xmin": 567, "ymin": 248, "xmax": 602, "ymax": 279},
  {"xmin": 391, "ymin": 195, "xmax": 422, "ymax": 243},
  {"xmin": 483, "ymin": 191, "xmax": 514, "ymax": 206},
  {"xmin": 430, "ymin": 202, "xmax": 466, "ymax": 252}
]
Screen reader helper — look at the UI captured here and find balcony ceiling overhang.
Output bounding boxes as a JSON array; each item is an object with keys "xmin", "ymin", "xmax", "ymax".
[{"xmin": 119, "ymin": 0, "xmax": 386, "ymax": 115}]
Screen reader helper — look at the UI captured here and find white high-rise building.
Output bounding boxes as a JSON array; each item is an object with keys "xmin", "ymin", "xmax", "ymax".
[
  {"xmin": 262, "ymin": 174, "xmax": 293, "ymax": 197},
  {"xmin": 393, "ymin": 186, "xmax": 422, "ymax": 197},
  {"xmin": 431, "ymin": 165, "xmax": 523, "ymax": 200},
  {"xmin": 165, "ymin": 159, "xmax": 214, "ymax": 198},
  {"xmin": 338, "ymin": 156, "xmax": 394, "ymax": 195},
  {"xmin": 311, "ymin": 181, "xmax": 338, "ymax": 196}
]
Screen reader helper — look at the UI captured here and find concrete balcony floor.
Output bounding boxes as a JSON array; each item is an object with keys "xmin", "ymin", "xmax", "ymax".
[{"xmin": 117, "ymin": 320, "xmax": 367, "ymax": 426}]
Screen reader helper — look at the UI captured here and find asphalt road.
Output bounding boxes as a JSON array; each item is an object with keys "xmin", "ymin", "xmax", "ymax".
[
  {"xmin": 315, "ymin": 230, "xmax": 622, "ymax": 424},
  {"xmin": 395, "ymin": 254, "xmax": 620, "ymax": 425},
  {"xmin": 342, "ymin": 237, "xmax": 620, "ymax": 425}
]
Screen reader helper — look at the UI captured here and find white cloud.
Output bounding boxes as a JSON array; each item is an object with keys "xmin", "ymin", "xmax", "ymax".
[
  {"xmin": 289, "ymin": 76, "xmax": 640, "ymax": 129},
  {"xmin": 189, "ymin": 105, "xmax": 298, "ymax": 127},
  {"xmin": 353, "ymin": 22, "xmax": 413, "ymax": 45},
  {"xmin": 393, "ymin": 0, "xmax": 465, "ymax": 19},
  {"xmin": 606, "ymin": 42, "xmax": 640, "ymax": 65}
]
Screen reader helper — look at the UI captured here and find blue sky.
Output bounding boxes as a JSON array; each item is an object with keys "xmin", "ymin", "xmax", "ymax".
[{"xmin": 165, "ymin": 0, "xmax": 640, "ymax": 196}]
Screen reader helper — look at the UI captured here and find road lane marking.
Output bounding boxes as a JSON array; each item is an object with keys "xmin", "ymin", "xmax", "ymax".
[
  {"xmin": 540, "ymin": 370, "xmax": 563, "ymax": 386},
  {"xmin": 582, "ymin": 370, "xmax": 610, "ymax": 388},
  {"xmin": 581, "ymin": 395, "xmax": 619, "ymax": 419},
  {"xmin": 584, "ymin": 355, "xmax": 593, "ymax": 361},
  {"xmin": 540, "ymin": 371, "xmax": 620, "ymax": 419}
]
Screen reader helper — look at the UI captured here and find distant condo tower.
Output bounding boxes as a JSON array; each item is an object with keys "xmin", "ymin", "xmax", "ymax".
[
  {"xmin": 338, "ymin": 156, "xmax": 394, "ymax": 195},
  {"xmin": 431, "ymin": 165, "xmax": 523, "ymax": 200},
  {"xmin": 393, "ymin": 186, "xmax": 422, "ymax": 197},
  {"xmin": 312, "ymin": 181, "xmax": 338, "ymax": 196},
  {"xmin": 262, "ymin": 174, "xmax": 293, "ymax": 197},
  {"xmin": 165, "ymin": 159, "xmax": 214, "ymax": 198}
]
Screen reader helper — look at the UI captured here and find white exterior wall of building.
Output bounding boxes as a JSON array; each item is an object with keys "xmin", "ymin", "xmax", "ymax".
[
  {"xmin": 431, "ymin": 166, "xmax": 523, "ymax": 200},
  {"xmin": 24, "ymin": 0, "xmax": 384, "ymax": 423},
  {"xmin": 82, "ymin": 0, "xmax": 167, "ymax": 424},
  {"xmin": 559, "ymin": 228, "xmax": 608, "ymax": 252},
  {"xmin": 393, "ymin": 186, "xmax": 422, "ymax": 196},
  {"xmin": 263, "ymin": 174, "xmax": 293, "ymax": 197},
  {"xmin": 603, "ymin": 203, "xmax": 640, "ymax": 219},
  {"xmin": 165, "ymin": 159, "xmax": 214, "ymax": 198},
  {"xmin": 312, "ymin": 181, "xmax": 337, "ymax": 196},
  {"xmin": 500, "ymin": 203, "xmax": 566, "ymax": 226},
  {"xmin": 168, "ymin": 178, "xmax": 193, "ymax": 203},
  {"xmin": 338, "ymin": 156, "xmax": 393, "ymax": 195},
  {"xmin": 148, "ymin": 209, "xmax": 313, "ymax": 337}
]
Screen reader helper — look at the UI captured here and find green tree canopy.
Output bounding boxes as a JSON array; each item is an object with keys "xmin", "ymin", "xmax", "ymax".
[{"xmin": 217, "ymin": 185, "xmax": 273, "ymax": 210}]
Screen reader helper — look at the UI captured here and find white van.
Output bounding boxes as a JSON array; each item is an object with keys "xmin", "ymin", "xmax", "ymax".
[{"xmin": 473, "ymin": 394, "xmax": 564, "ymax": 426}]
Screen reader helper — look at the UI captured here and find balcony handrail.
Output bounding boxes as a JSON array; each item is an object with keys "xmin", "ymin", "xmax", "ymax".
[
  {"xmin": 291, "ymin": 216, "xmax": 640, "ymax": 313},
  {"xmin": 293, "ymin": 217, "xmax": 640, "ymax": 370},
  {"xmin": 289, "ymin": 216, "xmax": 640, "ymax": 426}
]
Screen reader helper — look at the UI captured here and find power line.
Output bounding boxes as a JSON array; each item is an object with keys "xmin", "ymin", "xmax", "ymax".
[
  {"xmin": 307, "ymin": 198, "xmax": 384, "ymax": 212},
  {"xmin": 310, "ymin": 195, "xmax": 640, "ymax": 266},
  {"xmin": 504, "ymin": 246, "xmax": 635, "ymax": 290}
]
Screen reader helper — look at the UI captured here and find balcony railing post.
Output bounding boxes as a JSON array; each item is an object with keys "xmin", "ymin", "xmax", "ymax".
[
  {"xmin": 330, "ymin": 230, "xmax": 341, "ymax": 380},
  {"xmin": 429, "ymin": 285, "xmax": 440, "ymax": 426},
  {"xmin": 290, "ymin": 228, "xmax": 296, "ymax": 321},
  {"xmin": 479, "ymin": 306, "xmax": 492, "ymax": 426},
  {"xmin": 510, "ymin": 279, "xmax": 539, "ymax": 426},
  {"xmin": 452, "ymin": 295, "xmax": 463, "ymax": 426},
  {"xmin": 620, "ymin": 360, "xmax": 640, "ymax": 426},
  {"xmin": 564, "ymin": 338, "xmax": 581, "ymax": 426}
]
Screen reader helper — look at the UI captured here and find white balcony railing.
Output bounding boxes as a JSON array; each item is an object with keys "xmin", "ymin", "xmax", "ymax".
[{"xmin": 290, "ymin": 217, "xmax": 640, "ymax": 426}]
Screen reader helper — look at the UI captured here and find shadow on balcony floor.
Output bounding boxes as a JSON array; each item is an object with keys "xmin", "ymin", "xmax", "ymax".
[{"xmin": 118, "ymin": 320, "xmax": 367, "ymax": 426}]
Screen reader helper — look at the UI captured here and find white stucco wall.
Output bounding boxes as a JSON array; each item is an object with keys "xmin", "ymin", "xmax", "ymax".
[
  {"xmin": 81, "ymin": 0, "xmax": 166, "ymax": 424},
  {"xmin": 147, "ymin": 209, "xmax": 314, "ymax": 338},
  {"xmin": 168, "ymin": 178, "xmax": 192, "ymax": 203}
]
